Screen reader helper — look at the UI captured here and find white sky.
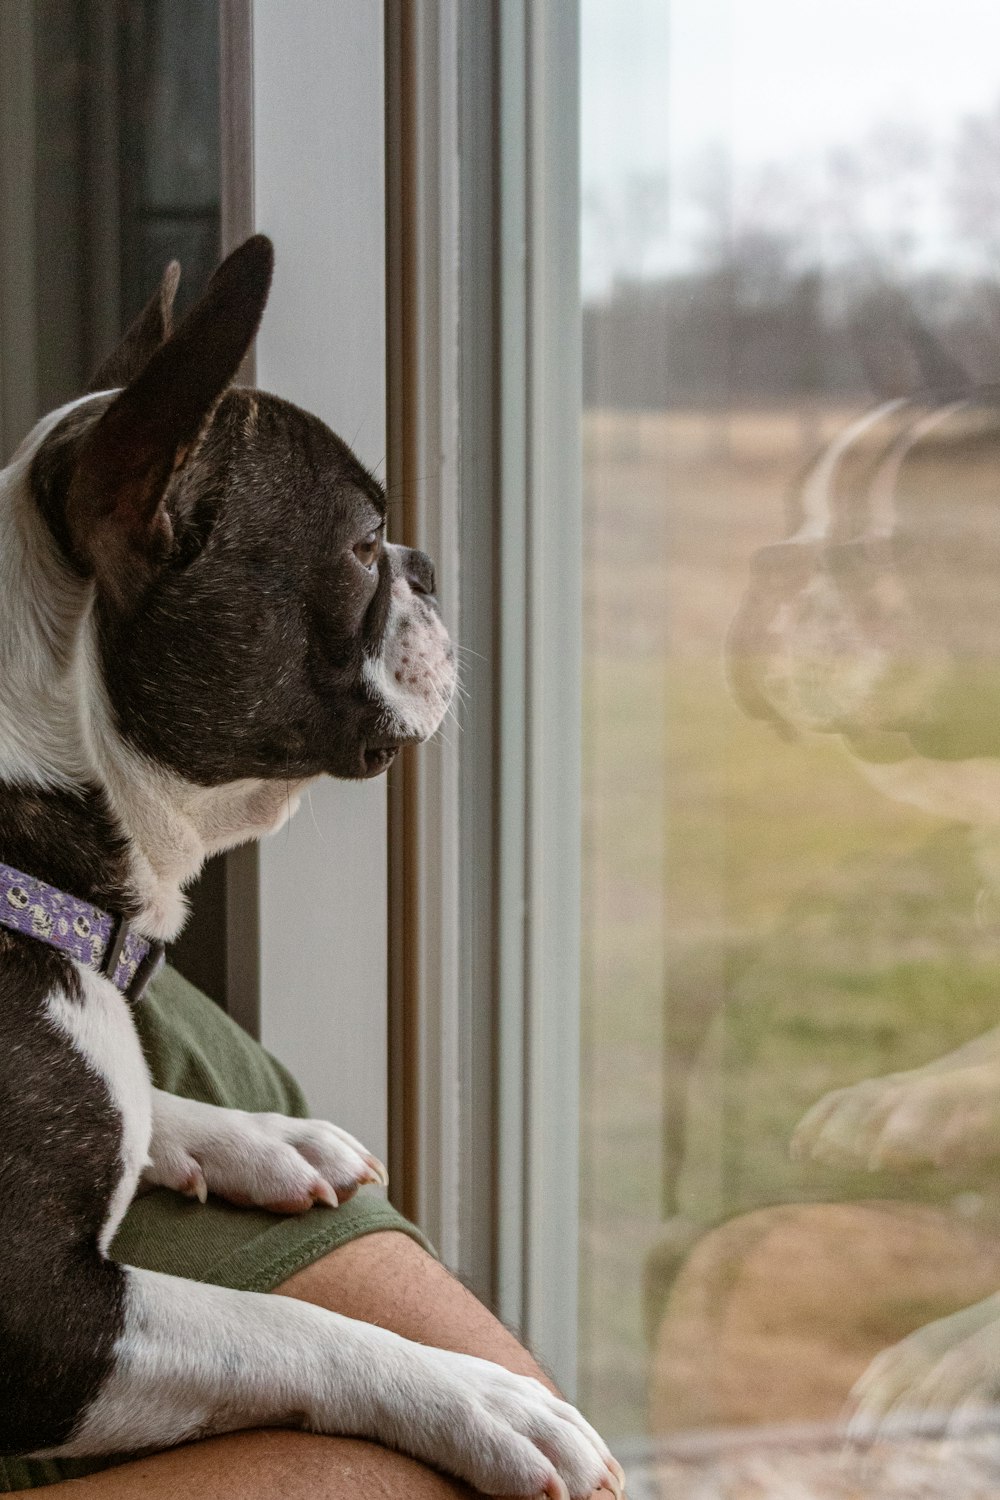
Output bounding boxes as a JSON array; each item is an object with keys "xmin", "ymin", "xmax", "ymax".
[{"xmin": 581, "ymin": 0, "xmax": 1000, "ymax": 292}]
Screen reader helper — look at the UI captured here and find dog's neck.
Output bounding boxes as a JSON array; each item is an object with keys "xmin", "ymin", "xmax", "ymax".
[{"xmin": 0, "ymin": 402, "xmax": 303, "ymax": 942}]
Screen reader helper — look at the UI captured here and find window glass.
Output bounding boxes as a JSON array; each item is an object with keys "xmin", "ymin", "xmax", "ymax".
[
  {"xmin": 0, "ymin": 0, "xmax": 219, "ymax": 445},
  {"xmin": 580, "ymin": 2, "xmax": 1000, "ymax": 1488},
  {"xmin": 117, "ymin": 0, "xmax": 220, "ymax": 323}
]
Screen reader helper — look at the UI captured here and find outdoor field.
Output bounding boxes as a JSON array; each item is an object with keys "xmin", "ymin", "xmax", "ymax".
[{"xmin": 578, "ymin": 406, "xmax": 1000, "ymax": 1445}]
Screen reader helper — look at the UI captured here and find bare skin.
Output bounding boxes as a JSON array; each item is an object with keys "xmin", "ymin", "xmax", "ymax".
[{"xmin": 7, "ymin": 1230, "xmax": 601, "ymax": 1499}]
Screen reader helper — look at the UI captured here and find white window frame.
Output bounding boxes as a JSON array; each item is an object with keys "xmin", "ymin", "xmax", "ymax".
[{"xmin": 385, "ymin": 0, "xmax": 582, "ymax": 1394}]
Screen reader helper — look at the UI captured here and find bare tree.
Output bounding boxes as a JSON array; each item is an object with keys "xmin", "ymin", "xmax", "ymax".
[
  {"xmin": 582, "ymin": 170, "xmax": 669, "ymax": 293},
  {"xmin": 949, "ymin": 98, "xmax": 1000, "ymax": 271}
]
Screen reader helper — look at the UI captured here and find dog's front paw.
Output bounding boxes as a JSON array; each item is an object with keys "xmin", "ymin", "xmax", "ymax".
[
  {"xmin": 791, "ymin": 1063, "xmax": 1000, "ymax": 1171},
  {"xmin": 398, "ymin": 1347, "xmax": 625, "ymax": 1500},
  {"xmin": 849, "ymin": 1294, "xmax": 1000, "ymax": 1437},
  {"xmin": 144, "ymin": 1091, "xmax": 387, "ymax": 1212}
]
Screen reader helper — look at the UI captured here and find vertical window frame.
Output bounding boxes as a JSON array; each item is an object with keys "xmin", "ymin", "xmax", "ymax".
[{"xmin": 385, "ymin": 0, "xmax": 582, "ymax": 1395}]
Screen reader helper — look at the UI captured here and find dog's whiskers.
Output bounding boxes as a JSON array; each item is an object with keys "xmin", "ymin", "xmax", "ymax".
[
  {"xmin": 435, "ymin": 724, "xmax": 458, "ymax": 754},
  {"xmin": 453, "ymin": 643, "xmax": 488, "ymax": 665},
  {"xmin": 381, "ymin": 468, "xmax": 442, "ymax": 497},
  {"xmin": 305, "ymin": 786, "xmax": 328, "ymax": 844}
]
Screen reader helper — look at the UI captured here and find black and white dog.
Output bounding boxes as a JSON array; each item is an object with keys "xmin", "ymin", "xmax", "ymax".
[{"xmin": 0, "ymin": 237, "xmax": 621, "ymax": 1499}]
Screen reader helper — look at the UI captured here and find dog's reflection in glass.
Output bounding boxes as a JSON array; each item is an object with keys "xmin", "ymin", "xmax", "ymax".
[{"xmin": 728, "ymin": 382, "xmax": 1000, "ymax": 1434}]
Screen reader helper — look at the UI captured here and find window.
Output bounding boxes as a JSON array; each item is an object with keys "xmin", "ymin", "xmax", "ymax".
[
  {"xmin": 0, "ymin": 0, "xmax": 220, "ymax": 454},
  {"xmin": 580, "ymin": 1, "xmax": 1000, "ymax": 1491}
]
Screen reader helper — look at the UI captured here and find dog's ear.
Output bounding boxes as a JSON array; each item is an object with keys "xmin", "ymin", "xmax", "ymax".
[
  {"xmin": 86, "ymin": 260, "xmax": 182, "ymax": 393},
  {"xmin": 67, "ymin": 235, "xmax": 274, "ymax": 603}
]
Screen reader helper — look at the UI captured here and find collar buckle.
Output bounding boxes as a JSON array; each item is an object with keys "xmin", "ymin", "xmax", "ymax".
[
  {"xmin": 101, "ymin": 911, "xmax": 131, "ymax": 982},
  {"xmin": 125, "ymin": 939, "xmax": 166, "ymax": 1005}
]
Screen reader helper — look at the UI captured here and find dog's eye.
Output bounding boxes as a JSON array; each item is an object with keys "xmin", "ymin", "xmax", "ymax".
[{"xmin": 353, "ymin": 532, "xmax": 381, "ymax": 571}]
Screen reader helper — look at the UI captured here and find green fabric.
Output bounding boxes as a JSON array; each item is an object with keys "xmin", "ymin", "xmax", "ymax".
[{"xmin": 0, "ymin": 965, "xmax": 429, "ymax": 1493}]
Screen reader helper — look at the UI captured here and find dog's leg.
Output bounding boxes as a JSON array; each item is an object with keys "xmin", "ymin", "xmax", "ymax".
[
  {"xmin": 37, "ymin": 1265, "xmax": 621, "ymax": 1500},
  {"xmin": 142, "ymin": 1089, "xmax": 387, "ymax": 1211}
]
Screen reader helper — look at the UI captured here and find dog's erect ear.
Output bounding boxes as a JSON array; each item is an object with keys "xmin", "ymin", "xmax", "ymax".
[
  {"xmin": 86, "ymin": 260, "xmax": 182, "ymax": 393},
  {"xmin": 67, "ymin": 235, "xmax": 273, "ymax": 602}
]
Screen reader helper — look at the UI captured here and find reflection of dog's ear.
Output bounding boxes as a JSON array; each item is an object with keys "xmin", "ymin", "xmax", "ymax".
[
  {"xmin": 900, "ymin": 311, "xmax": 970, "ymax": 394},
  {"xmin": 850, "ymin": 283, "xmax": 971, "ymax": 402},
  {"xmin": 86, "ymin": 259, "xmax": 182, "ymax": 394},
  {"xmin": 67, "ymin": 234, "xmax": 274, "ymax": 604}
]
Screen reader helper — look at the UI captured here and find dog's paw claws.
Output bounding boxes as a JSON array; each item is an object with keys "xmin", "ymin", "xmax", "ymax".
[
  {"xmin": 310, "ymin": 1178, "xmax": 339, "ymax": 1209},
  {"xmin": 605, "ymin": 1459, "xmax": 626, "ymax": 1498},
  {"xmin": 180, "ymin": 1164, "xmax": 208, "ymax": 1204},
  {"xmin": 364, "ymin": 1153, "xmax": 389, "ymax": 1187}
]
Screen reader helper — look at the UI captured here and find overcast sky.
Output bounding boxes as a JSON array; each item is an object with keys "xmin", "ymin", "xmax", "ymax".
[{"xmin": 581, "ymin": 0, "xmax": 1000, "ymax": 292}]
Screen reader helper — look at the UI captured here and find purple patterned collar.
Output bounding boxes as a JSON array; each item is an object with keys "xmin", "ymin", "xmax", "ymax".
[{"xmin": 0, "ymin": 861, "xmax": 164, "ymax": 1003}]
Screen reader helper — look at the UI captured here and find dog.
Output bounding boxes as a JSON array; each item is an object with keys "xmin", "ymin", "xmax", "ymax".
[{"xmin": 0, "ymin": 236, "xmax": 622, "ymax": 1499}]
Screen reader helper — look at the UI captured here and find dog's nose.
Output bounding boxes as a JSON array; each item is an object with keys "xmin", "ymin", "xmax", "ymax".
[{"xmin": 403, "ymin": 547, "xmax": 436, "ymax": 597}]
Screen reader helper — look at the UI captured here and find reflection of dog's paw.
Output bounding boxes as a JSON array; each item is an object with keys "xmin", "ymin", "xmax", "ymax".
[
  {"xmin": 791, "ymin": 1064, "xmax": 1000, "ymax": 1170},
  {"xmin": 144, "ymin": 1091, "xmax": 388, "ymax": 1212},
  {"xmin": 849, "ymin": 1295, "xmax": 1000, "ymax": 1436}
]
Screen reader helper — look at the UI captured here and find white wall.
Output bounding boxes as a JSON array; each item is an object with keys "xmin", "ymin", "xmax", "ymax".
[{"xmin": 251, "ymin": 0, "xmax": 388, "ymax": 1158}]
